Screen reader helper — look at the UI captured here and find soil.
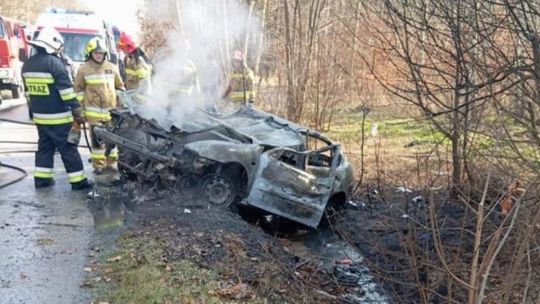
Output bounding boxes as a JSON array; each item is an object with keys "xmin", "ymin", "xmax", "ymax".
[{"xmin": 89, "ymin": 182, "xmax": 382, "ymax": 303}]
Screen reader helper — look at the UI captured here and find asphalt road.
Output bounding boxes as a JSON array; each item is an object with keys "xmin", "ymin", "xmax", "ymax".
[{"xmin": 0, "ymin": 100, "xmax": 95, "ymax": 304}]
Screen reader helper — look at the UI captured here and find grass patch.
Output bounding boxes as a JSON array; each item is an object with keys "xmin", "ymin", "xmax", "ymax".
[
  {"xmin": 327, "ymin": 115, "xmax": 447, "ymax": 147},
  {"xmin": 93, "ymin": 234, "xmax": 230, "ymax": 304}
]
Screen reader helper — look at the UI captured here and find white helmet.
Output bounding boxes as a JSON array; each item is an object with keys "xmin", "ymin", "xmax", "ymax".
[{"xmin": 29, "ymin": 27, "xmax": 64, "ymax": 54}]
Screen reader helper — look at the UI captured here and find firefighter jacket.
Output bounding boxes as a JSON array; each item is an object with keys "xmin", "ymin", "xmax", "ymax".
[
  {"xmin": 74, "ymin": 60, "xmax": 124, "ymax": 121},
  {"xmin": 124, "ymin": 55, "xmax": 151, "ymax": 90},
  {"xmin": 171, "ymin": 59, "xmax": 199, "ymax": 98},
  {"xmin": 21, "ymin": 53, "xmax": 80, "ymax": 125},
  {"xmin": 227, "ymin": 64, "xmax": 255, "ymax": 103}
]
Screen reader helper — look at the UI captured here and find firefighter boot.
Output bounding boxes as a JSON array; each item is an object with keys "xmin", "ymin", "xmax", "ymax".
[
  {"xmin": 71, "ymin": 179, "xmax": 96, "ymax": 191},
  {"xmin": 35, "ymin": 178, "xmax": 55, "ymax": 189}
]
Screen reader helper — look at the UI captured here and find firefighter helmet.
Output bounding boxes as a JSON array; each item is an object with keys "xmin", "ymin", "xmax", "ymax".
[
  {"xmin": 232, "ymin": 50, "xmax": 244, "ymax": 61},
  {"xmin": 118, "ymin": 32, "xmax": 137, "ymax": 54},
  {"xmin": 29, "ymin": 27, "xmax": 64, "ymax": 54},
  {"xmin": 85, "ymin": 37, "xmax": 108, "ymax": 59}
]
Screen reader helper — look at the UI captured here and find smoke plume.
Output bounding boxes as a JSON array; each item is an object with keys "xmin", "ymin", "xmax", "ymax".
[{"xmin": 134, "ymin": 0, "xmax": 262, "ymax": 130}]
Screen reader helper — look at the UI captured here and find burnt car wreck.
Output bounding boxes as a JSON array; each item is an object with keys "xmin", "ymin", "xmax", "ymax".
[{"xmin": 94, "ymin": 95, "xmax": 354, "ymax": 228}]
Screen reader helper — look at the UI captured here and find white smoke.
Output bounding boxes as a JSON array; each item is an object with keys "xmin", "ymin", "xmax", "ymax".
[
  {"xmin": 81, "ymin": 0, "xmax": 143, "ymax": 36},
  {"xmin": 134, "ymin": 0, "xmax": 261, "ymax": 130}
]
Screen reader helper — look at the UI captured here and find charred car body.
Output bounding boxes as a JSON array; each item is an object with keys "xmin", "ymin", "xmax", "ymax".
[{"xmin": 95, "ymin": 96, "xmax": 354, "ymax": 228}]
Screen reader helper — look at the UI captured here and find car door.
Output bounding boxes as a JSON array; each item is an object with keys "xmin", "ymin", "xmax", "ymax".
[{"xmin": 245, "ymin": 145, "xmax": 340, "ymax": 228}]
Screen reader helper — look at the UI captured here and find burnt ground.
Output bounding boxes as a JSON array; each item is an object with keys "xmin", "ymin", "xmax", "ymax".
[
  {"xmin": 85, "ymin": 180, "xmax": 539, "ymax": 303},
  {"xmin": 88, "ymin": 182, "xmax": 386, "ymax": 304},
  {"xmin": 333, "ymin": 184, "xmax": 540, "ymax": 304}
]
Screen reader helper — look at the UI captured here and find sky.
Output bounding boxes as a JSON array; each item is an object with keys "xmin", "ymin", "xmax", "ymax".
[{"xmin": 80, "ymin": 0, "xmax": 143, "ymax": 37}]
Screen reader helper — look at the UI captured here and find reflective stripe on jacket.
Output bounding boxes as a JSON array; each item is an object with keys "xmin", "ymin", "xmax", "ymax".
[
  {"xmin": 73, "ymin": 60, "xmax": 125, "ymax": 121},
  {"xmin": 85, "ymin": 106, "xmax": 112, "ymax": 120},
  {"xmin": 179, "ymin": 61, "xmax": 198, "ymax": 96},
  {"xmin": 124, "ymin": 55, "xmax": 151, "ymax": 90},
  {"xmin": 228, "ymin": 67, "xmax": 255, "ymax": 103},
  {"xmin": 21, "ymin": 53, "xmax": 80, "ymax": 125}
]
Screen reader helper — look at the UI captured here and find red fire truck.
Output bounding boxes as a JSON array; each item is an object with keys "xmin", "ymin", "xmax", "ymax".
[
  {"xmin": 0, "ymin": 15, "xmax": 29, "ymax": 100},
  {"xmin": 33, "ymin": 8, "xmax": 119, "ymax": 73}
]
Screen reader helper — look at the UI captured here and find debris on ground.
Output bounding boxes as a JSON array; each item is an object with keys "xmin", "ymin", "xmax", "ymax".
[{"xmin": 88, "ymin": 186, "xmax": 376, "ymax": 303}]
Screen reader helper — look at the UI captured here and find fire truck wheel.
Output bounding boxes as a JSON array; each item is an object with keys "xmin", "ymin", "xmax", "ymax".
[{"xmin": 11, "ymin": 87, "xmax": 20, "ymax": 99}]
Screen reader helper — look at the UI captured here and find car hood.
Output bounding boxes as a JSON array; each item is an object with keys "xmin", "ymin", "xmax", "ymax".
[{"xmin": 212, "ymin": 107, "xmax": 305, "ymax": 148}]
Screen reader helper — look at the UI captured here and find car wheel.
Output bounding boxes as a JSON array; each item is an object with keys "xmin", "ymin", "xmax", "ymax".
[
  {"xmin": 11, "ymin": 87, "xmax": 20, "ymax": 99},
  {"xmin": 320, "ymin": 193, "xmax": 346, "ymax": 227},
  {"xmin": 200, "ymin": 172, "xmax": 238, "ymax": 207}
]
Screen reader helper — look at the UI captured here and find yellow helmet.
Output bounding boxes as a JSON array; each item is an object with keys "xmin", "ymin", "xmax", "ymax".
[{"xmin": 85, "ymin": 37, "xmax": 108, "ymax": 59}]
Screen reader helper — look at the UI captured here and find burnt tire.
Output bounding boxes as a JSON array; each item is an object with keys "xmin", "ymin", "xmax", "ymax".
[
  {"xmin": 320, "ymin": 193, "xmax": 347, "ymax": 228},
  {"xmin": 199, "ymin": 171, "xmax": 239, "ymax": 207}
]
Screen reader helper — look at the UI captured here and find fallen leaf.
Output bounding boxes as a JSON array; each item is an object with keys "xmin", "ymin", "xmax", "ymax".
[
  {"xmin": 165, "ymin": 265, "xmax": 173, "ymax": 272},
  {"xmin": 508, "ymin": 179, "xmax": 520, "ymax": 193},
  {"xmin": 83, "ymin": 267, "xmax": 93, "ymax": 272},
  {"xmin": 80, "ymin": 281, "xmax": 93, "ymax": 288},
  {"xmin": 335, "ymin": 258, "xmax": 353, "ymax": 265},
  {"xmin": 212, "ymin": 282, "xmax": 255, "ymax": 300},
  {"xmin": 500, "ymin": 196, "xmax": 512, "ymax": 215},
  {"xmin": 501, "ymin": 179, "xmax": 521, "ymax": 215},
  {"xmin": 107, "ymin": 255, "xmax": 122, "ymax": 263},
  {"xmin": 37, "ymin": 238, "xmax": 56, "ymax": 246}
]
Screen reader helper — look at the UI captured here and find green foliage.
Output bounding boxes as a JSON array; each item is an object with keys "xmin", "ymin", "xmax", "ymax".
[{"xmin": 328, "ymin": 113, "xmax": 448, "ymax": 146}]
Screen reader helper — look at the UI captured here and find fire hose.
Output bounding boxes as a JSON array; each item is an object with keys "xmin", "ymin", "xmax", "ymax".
[
  {"xmin": 0, "ymin": 117, "xmax": 33, "ymax": 189},
  {"xmin": 0, "ymin": 160, "xmax": 28, "ymax": 190},
  {"xmin": 0, "ymin": 117, "xmax": 92, "ymax": 189},
  {"xmin": 0, "ymin": 117, "xmax": 34, "ymax": 125}
]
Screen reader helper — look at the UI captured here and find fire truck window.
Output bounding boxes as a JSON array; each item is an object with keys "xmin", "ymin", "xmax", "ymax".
[
  {"xmin": 60, "ymin": 33, "xmax": 100, "ymax": 62},
  {"xmin": 0, "ymin": 20, "xmax": 6, "ymax": 38},
  {"xmin": 5, "ymin": 22, "xmax": 13, "ymax": 37}
]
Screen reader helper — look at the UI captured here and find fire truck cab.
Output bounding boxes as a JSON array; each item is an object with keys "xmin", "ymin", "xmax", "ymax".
[
  {"xmin": 0, "ymin": 15, "xmax": 29, "ymax": 100},
  {"xmin": 33, "ymin": 8, "xmax": 119, "ymax": 74}
]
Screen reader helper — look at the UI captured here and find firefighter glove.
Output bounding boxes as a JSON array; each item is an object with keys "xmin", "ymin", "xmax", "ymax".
[{"xmin": 72, "ymin": 106, "xmax": 86, "ymax": 124}]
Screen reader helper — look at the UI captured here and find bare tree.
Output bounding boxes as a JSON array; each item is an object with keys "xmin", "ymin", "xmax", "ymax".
[{"xmin": 356, "ymin": 0, "xmax": 520, "ymax": 193}]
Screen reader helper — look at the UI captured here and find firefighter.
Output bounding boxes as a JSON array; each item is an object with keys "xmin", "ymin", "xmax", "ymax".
[
  {"xmin": 223, "ymin": 50, "xmax": 255, "ymax": 105},
  {"xmin": 172, "ymin": 38, "xmax": 199, "ymax": 100},
  {"xmin": 117, "ymin": 32, "xmax": 152, "ymax": 92},
  {"xmin": 22, "ymin": 26, "xmax": 94, "ymax": 190},
  {"xmin": 74, "ymin": 37, "xmax": 125, "ymax": 174}
]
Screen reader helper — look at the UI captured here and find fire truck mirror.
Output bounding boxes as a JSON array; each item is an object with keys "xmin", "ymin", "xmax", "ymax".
[
  {"xmin": 109, "ymin": 52, "xmax": 118, "ymax": 65},
  {"xmin": 18, "ymin": 48, "xmax": 28, "ymax": 62}
]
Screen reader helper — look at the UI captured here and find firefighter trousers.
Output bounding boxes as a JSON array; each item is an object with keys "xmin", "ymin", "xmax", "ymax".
[
  {"xmin": 88, "ymin": 120, "xmax": 117, "ymax": 170},
  {"xmin": 34, "ymin": 124, "xmax": 87, "ymax": 186}
]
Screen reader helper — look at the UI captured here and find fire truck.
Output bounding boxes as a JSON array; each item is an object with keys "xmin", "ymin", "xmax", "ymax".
[
  {"xmin": 0, "ymin": 15, "xmax": 30, "ymax": 100},
  {"xmin": 33, "ymin": 8, "xmax": 119, "ymax": 73}
]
